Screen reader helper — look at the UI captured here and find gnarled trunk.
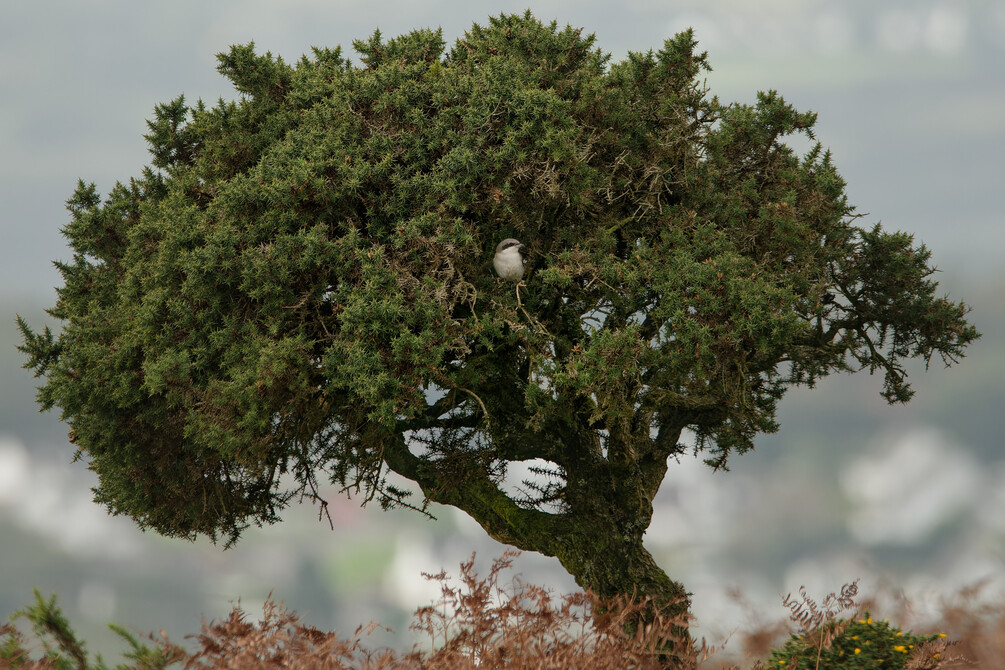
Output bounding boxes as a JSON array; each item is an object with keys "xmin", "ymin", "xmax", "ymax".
[
  {"xmin": 549, "ymin": 518, "xmax": 692, "ymax": 664},
  {"xmin": 553, "ymin": 528, "xmax": 689, "ymax": 614},
  {"xmin": 382, "ymin": 427, "xmax": 692, "ymax": 661}
]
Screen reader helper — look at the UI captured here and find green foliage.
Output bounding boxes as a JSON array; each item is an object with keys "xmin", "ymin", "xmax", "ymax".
[
  {"xmin": 3, "ymin": 590, "xmax": 89, "ymax": 669},
  {"xmin": 18, "ymin": 11, "xmax": 978, "ymax": 609},
  {"xmin": 767, "ymin": 615, "xmax": 944, "ymax": 670},
  {"xmin": 1, "ymin": 590, "xmax": 184, "ymax": 669}
]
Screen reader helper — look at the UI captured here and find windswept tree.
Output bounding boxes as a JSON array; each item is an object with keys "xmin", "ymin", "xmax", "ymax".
[{"xmin": 19, "ymin": 11, "xmax": 977, "ymax": 638}]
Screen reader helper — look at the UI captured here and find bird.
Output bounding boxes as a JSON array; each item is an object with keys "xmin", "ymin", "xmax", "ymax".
[{"xmin": 493, "ymin": 238, "xmax": 526, "ymax": 281}]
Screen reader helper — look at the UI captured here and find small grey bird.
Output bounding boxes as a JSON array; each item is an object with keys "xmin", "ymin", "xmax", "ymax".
[{"xmin": 493, "ymin": 238, "xmax": 526, "ymax": 281}]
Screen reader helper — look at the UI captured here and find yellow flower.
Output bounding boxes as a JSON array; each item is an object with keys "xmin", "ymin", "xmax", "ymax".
[
  {"xmin": 938, "ymin": 633, "xmax": 947, "ymax": 638},
  {"xmin": 854, "ymin": 648, "xmax": 861, "ymax": 655},
  {"xmin": 851, "ymin": 635, "xmax": 859, "ymax": 640},
  {"xmin": 896, "ymin": 631, "xmax": 903, "ymax": 636},
  {"xmin": 893, "ymin": 645, "xmax": 907, "ymax": 653},
  {"xmin": 935, "ymin": 653, "xmax": 941, "ymax": 659}
]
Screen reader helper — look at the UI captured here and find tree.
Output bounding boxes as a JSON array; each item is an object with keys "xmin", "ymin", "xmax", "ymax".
[{"xmin": 19, "ymin": 11, "xmax": 977, "ymax": 640}]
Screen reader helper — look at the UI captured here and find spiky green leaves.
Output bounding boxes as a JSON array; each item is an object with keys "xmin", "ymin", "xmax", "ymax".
[
  {"xmin": 834, "ymin": 226, "xmax": 979, "ymax": 402},
  {"xmin": 19, "ymin": 12, "xmax": 977, "ymax": 548}
]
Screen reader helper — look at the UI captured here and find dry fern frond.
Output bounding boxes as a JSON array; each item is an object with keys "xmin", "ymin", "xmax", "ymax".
[
  {"xmin": 183, "ymin": 596, "xmax": 395, "ymax": 669},
  {"xmin": 782, "ymin": 579, "xmax": 860, "ymax": 635},
  {"xmin": 905, "ymin": 637, "xmax": 967, "ymax": 670},
  {"xmin": 405, "ymin": 549, "xmax": 707, "ymax": 669}
]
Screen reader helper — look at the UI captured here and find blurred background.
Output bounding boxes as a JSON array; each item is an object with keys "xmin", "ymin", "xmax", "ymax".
[{"xmin": 2, "ymin": 0, "xmax": 1003, "ymax": 661}]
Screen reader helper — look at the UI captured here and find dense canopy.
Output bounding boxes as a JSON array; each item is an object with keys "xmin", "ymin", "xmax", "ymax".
[{"xmin": 20, "ymin": 13, "xmax": 977, "ymax": 618}]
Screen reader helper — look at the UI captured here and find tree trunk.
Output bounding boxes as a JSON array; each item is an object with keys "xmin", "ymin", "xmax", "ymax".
[
  {"xmin": 554, "ymin": 532, "xmax": 688, "ymax": 611},
  {"xmin": 381, "ymin": 429, "xmax": 691, "ymax": 661},
  {"xmin": 550, "ymin": 524, "xmax": 692, "ymax": 663}
]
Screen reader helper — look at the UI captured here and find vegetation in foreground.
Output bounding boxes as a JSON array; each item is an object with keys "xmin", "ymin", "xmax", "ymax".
[{"xmin": 3, "ymin": 552, "xmax": 1001, "ymax": 669}]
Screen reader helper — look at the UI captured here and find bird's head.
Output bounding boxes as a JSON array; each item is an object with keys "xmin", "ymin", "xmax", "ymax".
[{"xmin": 493, "ymin": 238, "xmax": 526, "ymax": 281}]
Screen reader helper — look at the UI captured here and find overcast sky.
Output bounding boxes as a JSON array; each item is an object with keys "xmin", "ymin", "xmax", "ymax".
[{"xmin": 3, "ymin": 0, "xmax": 1003, "ymax": 304}]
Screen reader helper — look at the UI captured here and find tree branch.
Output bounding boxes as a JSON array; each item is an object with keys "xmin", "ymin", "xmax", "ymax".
[{"xmin": 381, "ymin": 430, "xmax": 567, "ymax": 552}]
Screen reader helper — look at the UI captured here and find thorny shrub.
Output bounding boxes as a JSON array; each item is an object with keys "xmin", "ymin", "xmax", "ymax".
[{"xmin": 756, "ymin": 582, "xmax": 965, "ymax": 670}]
